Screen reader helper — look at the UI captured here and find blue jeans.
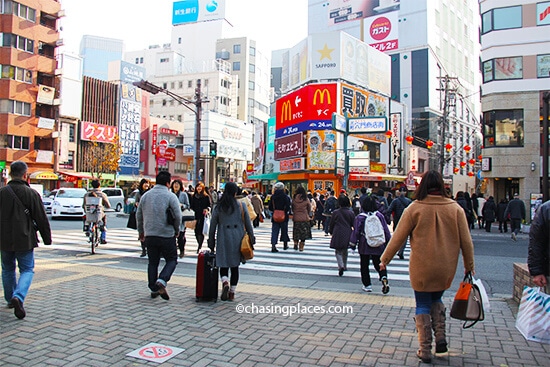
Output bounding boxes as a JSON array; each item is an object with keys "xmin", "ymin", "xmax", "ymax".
[
  {"xmin": 270, "ymin": 220, "xmax": 290, "ymax": 246},
  {"xmin": 145, "ymin": 236, "xmax": 178, "ymax": 292},
  {"xmin": 1, "ymin": 250, "xmax": 35, "ymax": 304},
  {"xmin": 414, "ymin": 290, "xmax": 445, "ymax": 315}
]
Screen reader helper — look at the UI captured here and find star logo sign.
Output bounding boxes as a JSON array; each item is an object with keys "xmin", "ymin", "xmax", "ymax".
[{"xmin": 317, "ymin": 44, "xmax": 335, "ymax": 61}]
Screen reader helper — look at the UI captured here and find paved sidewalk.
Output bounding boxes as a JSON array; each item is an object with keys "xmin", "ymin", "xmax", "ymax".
[{"xmin": 1, "ymin": 252, "xmax": 548, "ymax": 366}]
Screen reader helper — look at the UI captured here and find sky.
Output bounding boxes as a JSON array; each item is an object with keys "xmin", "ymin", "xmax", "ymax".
[{"xmin": 60, "ymin": 0, "xmax": 309, "ymax": 55}]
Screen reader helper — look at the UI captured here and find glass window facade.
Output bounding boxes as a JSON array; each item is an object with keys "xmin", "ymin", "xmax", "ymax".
[
  {"xmin": 483, "ymin": 109, "xmax": 524, "ymax": 147},
  {"xmin": 537, "ymin": 54, "xmax": 550, "ymax": 78},
  {"xmin": 482, "ymin": 6, "xmax": 522, "ymax": 34}
]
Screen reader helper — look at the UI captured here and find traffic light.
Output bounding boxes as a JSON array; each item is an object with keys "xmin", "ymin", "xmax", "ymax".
[{"xmin": 209, "ymin": 140, "xmax": 217, "ymax": 157}]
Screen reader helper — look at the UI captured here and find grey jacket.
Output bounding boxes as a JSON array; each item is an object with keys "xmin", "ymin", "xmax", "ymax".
[
  {"xmin": 208, "ymin": 201, "xmax": 255, "ymax": 268},
  {"xmin": 137, "ymin": 184, "xmax": 182, "ymax": 238}
]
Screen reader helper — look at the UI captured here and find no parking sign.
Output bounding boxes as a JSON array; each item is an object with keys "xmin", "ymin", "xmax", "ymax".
[{"xmin": 127, "ymin": 343, "xmax": 185, "ymax": 363}]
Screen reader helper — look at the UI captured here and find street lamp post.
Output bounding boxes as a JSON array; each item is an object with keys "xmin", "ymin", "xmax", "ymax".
[
  {"xmin": 133, "ymin": 79, "xmax": 209, "ymax": 186},
  {"xmin": 224, "ymin": 157, "xmax": 234, "ymax": 182}
]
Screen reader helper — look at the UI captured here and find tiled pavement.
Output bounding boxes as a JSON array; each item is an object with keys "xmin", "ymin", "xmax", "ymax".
[{"xmin": 1, "ymin": 251, "xmax": 549, "ymax": 367}]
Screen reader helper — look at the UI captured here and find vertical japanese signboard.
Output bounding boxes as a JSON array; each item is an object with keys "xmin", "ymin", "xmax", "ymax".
[{"xmin": 119, "ymin": 83, "xmax": 142, "ymax": 169}]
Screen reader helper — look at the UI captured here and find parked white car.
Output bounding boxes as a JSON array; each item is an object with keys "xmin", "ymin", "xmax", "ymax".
[
  {"xmin": 42, "ymin": 189, "xmax": 57, "ymax": 214},
  {"xmin": 50, "ymin": 188, "xmax": 87, "ymax": 219}
]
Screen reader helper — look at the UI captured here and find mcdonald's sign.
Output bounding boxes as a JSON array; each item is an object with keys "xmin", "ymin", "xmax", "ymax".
[
  {"xmin": 276, "ymin": 83, "xmax": 338, "ymax": 134},
  {"xmin": 313, "ymin": 88, "xmax": 331, "ymax": 105}
]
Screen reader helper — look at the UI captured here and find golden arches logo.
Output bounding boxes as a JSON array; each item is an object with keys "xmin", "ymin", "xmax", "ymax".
[
  {"xmin": 280, "ymin": 100, "xmax": 292, "ymax": 122},
  {"xmin": 313, "ymin": 88, "xmax": 332, "ymax": 105}
]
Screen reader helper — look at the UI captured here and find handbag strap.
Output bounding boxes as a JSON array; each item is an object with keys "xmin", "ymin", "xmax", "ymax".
[{"xmin": 6, "ymin": 185, "xmax": 32, "ymax": 218}]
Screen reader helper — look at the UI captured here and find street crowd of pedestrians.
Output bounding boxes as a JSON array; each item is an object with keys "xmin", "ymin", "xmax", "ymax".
[{"xmin": 3, "ymin": 163, "xmax": 548, "ymax": 365}]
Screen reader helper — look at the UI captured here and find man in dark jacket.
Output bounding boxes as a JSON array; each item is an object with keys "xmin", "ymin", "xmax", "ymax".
[
  {"xmin": 504, "ymin": 193, "xmax": 526, "ymax": 241},
  {"xmin": 497, "ymin": 198, "xmax": 509, "ymax": 233},
  {"xmin": 528, "ymin": 200, "xmax": 549, "ymax": 290},
  {"xmin": 481, "ymin": 196, "xmax": 497, "ymax": 232},
  {"xmin": 0, "ymin": 161, "xmax": 51, "ymax": 319},
  {"xmin": 387, "ymin": 188, "xmax": 412, "ymax": 259}
]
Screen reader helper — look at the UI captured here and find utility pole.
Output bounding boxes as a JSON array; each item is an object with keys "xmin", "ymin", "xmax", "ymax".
[
  {"xmin": 133, "ymin": 79, "xmax": 209, "ymax": 186},
  {"xmin": 436, "ymin": 76, "xmax": 458, "ymax": 175}
]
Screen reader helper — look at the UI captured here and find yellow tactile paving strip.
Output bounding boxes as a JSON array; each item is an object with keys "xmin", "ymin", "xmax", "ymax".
[{"xmin": 33, "ymin": 256, "xmax": 415, "ymax": 308}]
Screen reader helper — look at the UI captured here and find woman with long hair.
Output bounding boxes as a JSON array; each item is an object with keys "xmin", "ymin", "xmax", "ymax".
[
  {"xmin": 291, "ymin": 186, "xmax": 312, "ymax": 251},
  {"xmin": 208, "ymin": 182, "xmax": 255, "ymax": 301},
  {"xmin": 190, "ymin": 182, "xmax": 212, "ymax": 253},
  {"xmin": 170, "ymin": 179, "xmax": 190, "ymax": 258},
  {"xmin": 380, "ymin": 170, "xmax": 475, "ymax": 363}
]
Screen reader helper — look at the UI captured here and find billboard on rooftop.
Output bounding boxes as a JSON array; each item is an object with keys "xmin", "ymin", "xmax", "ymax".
[{"xmin": 172, "ymin": 0, "xmax": 225, "ymax": 25}]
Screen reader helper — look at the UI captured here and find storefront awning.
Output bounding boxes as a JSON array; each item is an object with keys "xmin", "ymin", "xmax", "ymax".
[
  {"xmin": 58, "ymin": 171, "xmax": 94, "ymax": 180},
  {"xmin": 242, "ymin": 180, "xmax": 260, "ymax": 188},
  {"xmin": 247, "ymin": 173, "xmax": 279, "ymax": 181},
  {"xmin": 29, "ymin": 171, "xmax": 59, "ymax": 180},
  {"xmin": 349, "ymin": 173, "xmax": 407, "ymax": 182}
]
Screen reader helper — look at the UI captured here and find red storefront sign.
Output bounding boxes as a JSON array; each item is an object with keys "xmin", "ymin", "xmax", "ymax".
[
  {"xmin": 275, "ymin": 83, "xmax": 337, "ymax": 131},
  {"xmin": 274, "ymin": 132, "xmax": 304, "ymax": 160}
]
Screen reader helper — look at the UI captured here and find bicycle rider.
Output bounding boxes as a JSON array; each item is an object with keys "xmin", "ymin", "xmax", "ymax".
[{"xmin": 83, "ymin": 179, "xmax": 111, "ymax": 244}]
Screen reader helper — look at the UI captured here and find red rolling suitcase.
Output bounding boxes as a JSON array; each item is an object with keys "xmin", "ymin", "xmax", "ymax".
[{"xmin": 196, "ymin": 250, "xmax": 218, "ymax": 302}]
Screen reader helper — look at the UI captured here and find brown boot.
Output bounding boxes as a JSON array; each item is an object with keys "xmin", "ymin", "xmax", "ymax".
[
  {"xmin": 415, "ymin": 314, "xmax": 433, "ymax": 363},
  {"xmin": 430, "ymin": 302, "xmax": 448, "ymax": 353},
  {"xmin": 299, "ymin": 241, "xmax": 305, "ymax": 252}
]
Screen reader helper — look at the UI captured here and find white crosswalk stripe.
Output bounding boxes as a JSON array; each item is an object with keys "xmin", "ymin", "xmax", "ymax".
[{"xmin": 50, "ymin": 225, "xmax": 411, "ymax": 281}]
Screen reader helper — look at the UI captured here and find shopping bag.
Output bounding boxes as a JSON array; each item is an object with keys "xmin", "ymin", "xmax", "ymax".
[
  {"xmin": 126, "ymin": 211, "xmax": 137, "ymax": 230},
  {"xmin": 202, "ymin": 214, "xmax": 210, "ymax": 236},
  {"xmin": 450, "ymin": 272, "xmax": 484, "ymax": 328},
  {"xmin": 515, "ymin": 287, "xmax": 550, "ymax": 344},
  {"xmin": 185, "ymin": 220, "xmax": 197, "ymax": 230},
  {"xmin": 181, "ymin": 208, "xmax": 195, "ymax": 222},
  {"xmin": 473, "ymin": 277, "xmax": 490, "ymax": 312}
]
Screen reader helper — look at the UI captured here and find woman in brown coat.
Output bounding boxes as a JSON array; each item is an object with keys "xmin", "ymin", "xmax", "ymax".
[
  {"xmin": 291, "ymin": 186, "xmax": 312, "ymax": 251},
  {"xmin": 380, "ymin": 170, "xmax": 475, "ymax": 363}
]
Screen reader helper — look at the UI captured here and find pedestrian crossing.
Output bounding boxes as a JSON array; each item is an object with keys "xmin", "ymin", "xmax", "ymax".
[{"xmin": 49, "ymin": 224, "xmax": 411, "ymax": 281}]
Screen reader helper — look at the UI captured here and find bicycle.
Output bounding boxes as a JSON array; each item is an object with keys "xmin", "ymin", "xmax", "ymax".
[{"xmin": 85, "ymin": 196, "xmax": 103, "ymax": 254}]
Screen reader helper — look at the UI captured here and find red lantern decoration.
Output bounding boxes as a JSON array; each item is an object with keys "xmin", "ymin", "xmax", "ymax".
[
  {"xmin": 478, "ymin": 155, "xmax": 483, "ymax": 161},
  {"xmin": 406, "ymin": 136, "xmax": 414, "ymax": 144},
  {"xmin": 426, "ymin": 140, "xmax": 434, "ymax": 149},
  {"xmin": 453, "ymin": 167, "xmax": 459, "ymax": 174},
  {"xmin": 468, "ymin": 172, "xmax": 474, "ymax": 177},
  {"xmin": 460, "ymin": 161, "xmax": 466, "ymax": 168},
  {"xmin": 385, "ymin": 131, "xmax": 393, "ymax": 138},
  {"xmin": 489, "ymin": 137, "xmax": 494, "ymax": 144},
  {"xmin": 445, "ymin": 143, "xmax": 453, "ymax": 152},
  {"xmin": 468, "ymin": 159, "xmax": 476, "ymax": 166},
  {"xmin": 463, "ymin": 145, "xmax": 471, "ymax": 153}
]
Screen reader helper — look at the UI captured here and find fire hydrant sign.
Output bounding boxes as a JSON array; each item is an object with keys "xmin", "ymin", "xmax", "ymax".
[{"xmin": 126, "ymin": 343, "xmax": 184, "ymax": 363}]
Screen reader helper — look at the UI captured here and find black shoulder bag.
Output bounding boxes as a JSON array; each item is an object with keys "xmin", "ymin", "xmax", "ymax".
[{"xmin": 6, "ymin": 185, "xmax": 40, "ymax": 240}]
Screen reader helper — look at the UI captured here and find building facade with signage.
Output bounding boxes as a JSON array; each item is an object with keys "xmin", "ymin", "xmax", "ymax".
[
  {"xmin": 307, "ymin": 0, "xmax": 482, "ymax": 195},
  {"xmin": 480, "ymin": 0, "xmax": 550, "ymax": 206},
  {"xmin": 0, "ymin": 0, "xmax": 63, "ymax": 191},
  {"xmin": 269, "ymin": 32, "xmax": 401, "ymax": 193}
]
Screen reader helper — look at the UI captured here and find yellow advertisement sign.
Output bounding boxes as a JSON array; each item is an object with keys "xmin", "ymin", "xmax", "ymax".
[{"xmin": 307, "ymin": 130, "xmax": 336, "ymax": 170}]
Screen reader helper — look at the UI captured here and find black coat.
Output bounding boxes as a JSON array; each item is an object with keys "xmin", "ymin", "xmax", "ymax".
[
  {"xmin": 0, "ymin": 180, "xmax": 52, "ymax": 251},
  {"xmin": 482, "ymin": 198, "xmax": 497, "ymax": 222},
  {"xmin": 528, "ymin": 201, "xmax": 550, "ymax": 278},
  {"xmin": 268, "ymin": 189, "xmax": 291, "ymax": 222},
  {"xmin": 497, "ymin": 201, "xmax": 508, "ymax": 222}
]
